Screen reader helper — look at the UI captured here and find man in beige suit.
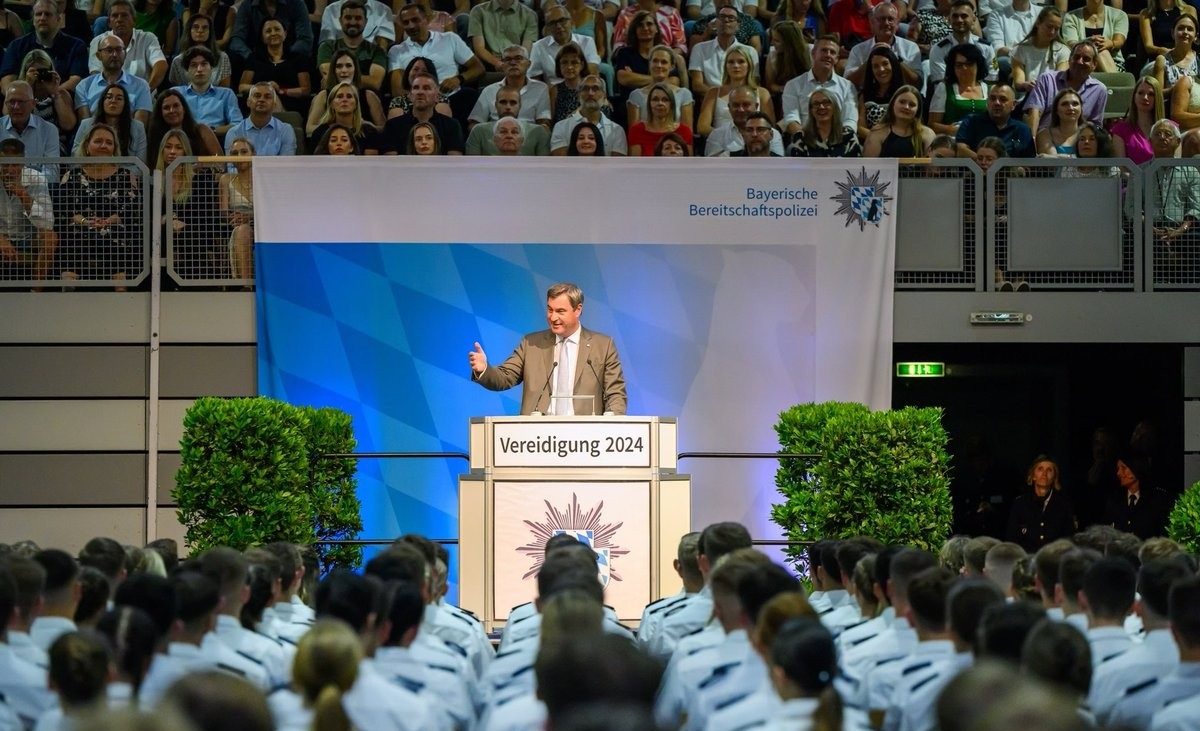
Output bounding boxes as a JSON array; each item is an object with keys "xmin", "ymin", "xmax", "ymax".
[{"xmin": 469, "ymin": 282, "xmax": 627, "ymax": 415}]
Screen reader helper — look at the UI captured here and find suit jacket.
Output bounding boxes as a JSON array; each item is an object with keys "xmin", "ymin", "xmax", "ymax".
[
  {"xmin": 1104, "ymin": 487, "xmax": 1174, "ymax": 540},
  {"xmin": 476, "ymin": 327, "xmax": 627, "ymax": 415}
]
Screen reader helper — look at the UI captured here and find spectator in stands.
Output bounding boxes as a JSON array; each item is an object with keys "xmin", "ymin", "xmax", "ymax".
[
  {"xmin": 467, "ymin": 0, "xmax": 536, "ymax": 76},
  {"xmin": 779, "ymin": 34, "xmax": 855, "ymax": 137},
  {"xmin": 688, "ymin": 6, "xmax": 756, "ymax": 98},
  {"xmin": 234, "ymin": 19, "xmax": 310, "ymax": 116},
  {"xmin": 224, "ymin": 83, "xmax": 295, "ymax": 155},
  {"xmin": 551, "ymin": 74, "xmax": 626, "ymax": 155},
  {"xmin": 408, "ymin": 120, "xmax": 443, "ymax": 154},
  {"xmin": 174, "ymin": 46, "xmax": 242, "ymax": 138},
  {"xmin": 147, "ymin": 89, "xmax": 220, "ymax": 168},
  {"xmin": 58, "ymin": 124, "xmax": 139, "ymax": 288},
  {"xmin": 184, "ymin": 0, "xmax": 235, "ymax": 53},
  {"xmin": 309, "ymin": 81, "xmax": 380, "ymax": 153},
  {"xmin": 0, "ymin": 1, "xmax": 23, "ymax": 62},
  {"xmin": 1143, "ymin": 0, "xmax": 1195, "ymax": 67},
  {"xmin": 615, "ymin": 0, "xmax": 687, "ymax": 56},
  {"xmin": 159, "ymin": 130, "xmax": 223, "ymax": 279},
  {"xmin": 706, "ymin": 83, "xmax": 783, "ymax": 155},
  {"xmin": 220, "ymin": 137, "xmax": 254, "ymax": 280},
  {"xmin": 135, "ymin": 0, "xmax": 179, "ymax": 58},
  {"xmin": 930, "ymin": 42, "xmax": 990, "ymax": 136},
  {"xmin": 168, "ymin": 15, "xmax": 231, "ymax": 89},
  {"xmin": 626, "ymin": 43, "xmax": 692, "ymax": 127},
  {"xmin": 1151, "ymin": 13, "xmax": 1196, "ymax": 94},
  {"xmin": 697, "ymin": 45, "xmax": 773, "ymax": 137},
  {"xmin": 955, "ymin": 83, "xmax": 1035, "ymax": 159},
  {"xmin": 986, "ymin": 0, "xmax": 1038, "ymax": 80},
  {"xmin": 1024, "ymin": 40, "xmax": 1107, "ymax": 132},
  {"xmin": 0, "ymin": 0, "xmax": 87, "ymax": 94},
  {"xmin": 464, "ymin": 86, "xmax": 550, "ymax": 154},
  {"xmin": 1011, "ymin": 7, "xmax": 1068, "ymax": 102},
  {"xmin": 775, "ymin": 0, "xmax": 826, "ymax": 41},
  {"xmin": 551, "ymin": 43, "xmax": 593, "ymax": 125},
  {"xmin": 386, "ymin": 56, "xmax": 451, "ymax": 122},
  {"xmin": 318, "ymin": 0, "xmax": 394, "ymax": 49},
  {"xmin": 764, "ymin": 20, "xmax": 810, "ymax": 101},
  {"xmin": 856, "ymin": 46, "xmax": 904, "ymax": 139},
  {"xmin": 331, "ymin": 129, "xmax": 378, "ymax": 158},
  {"xmin": 389, "ymin": 4, "xmax": 482, "ymax": 99},
  {"xmin": 531, "ymin": 4, "xmax": 600, "ymax": 86},
  {"xmin": 1062, "ymin": 0, "xmax": 1128, "ymax": 73},
  {"xmin": 1035, "ymin": 87, "xmax": 1083, "ymax": 156},
  {"xmin": 786, "ymin": 90, "xmax": 861, "ymax": 156},
  {"xmin": 1007, "ymin": 455, "xmax": 1076, "ymax": 552},
  {"xmin": 0, "ymin": 81, "xmax": 59, "ymax": 171},
  {"xmin": 730, "ymin": 110, "xmax": 781, "ymax": 156},
  {"xmin": 1104, "ymin": 452, "xmax": 1174, "ymax": 539},
  {"xmin": 864, "ymin": 84, "xmax": 934, "ymax": 157},
  {"xmin": 629, "ymin": 81, "xmax": 693, "ymax": 155},
  {"xmin": 655, "ymin": 130, "xmax": 690, "ymax": 155},
  {"xmin": 88, "ymin": 0, "xmax": 165, "ymax": 89},
  {"xmin": 76, "ymin": 34, "xmax": 153, "ymax": 124},
  {"xmin": 928, "ymin": 0, "xmax": 993, "ymax": 87},
  {"xmin": 317, "ymin": 0, "xmax": 387, "ymax": 92},
  {"xmin": 845, "ymin": 2, "xmax": 921, "ymax": 88},
  {"xmin": 467, "ymin": 45, "xmax": 551, "ymax": 128},
  {"xmin": 381, "ymin": 72, "xmax": 463, "ymax": 153},
  {"xmin": 907, "ymin": 0, "xmax": 953, "ymax": 58},
  {"xmin": 689, "ymin": 0, "xmax": 763, "ymax": 56},
  {"xmin": 1112, "ymin": 76, "xmax": 1164, "ymax": 164},
  {"xmin": 0, "ymin": 138, "xmax": 55, "ymax": 284},
  {"xmin": 314, "ymin": 49, "xmax": 385, "ymax": 134},
  {"xmin": 21, "ymin": 49, "xmax": 77, "ymax": 155},
  {"xmin": 228, "ymin": 0, "xmax": 311, "ymax": 64},
  {"xmin": 828, "ymin": 0, "xmax": 878, "ymax": 52}
]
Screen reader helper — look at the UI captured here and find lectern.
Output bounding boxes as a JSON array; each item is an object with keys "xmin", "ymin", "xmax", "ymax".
[{"xmin": 458, "ymin": 416, "xmax": 691, "ymax": 632}]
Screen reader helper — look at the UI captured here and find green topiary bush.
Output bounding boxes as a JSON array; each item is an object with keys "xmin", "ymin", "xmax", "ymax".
[
  {"xmin": 1167, "ymin": 481, "xmax": 1200, "ymax": 554},
  {"xmin": 771, "ymin": 402, "xmax": 953, "ymax": 567},
  {"xmin": 174, "ymin": 397, "xmax": 362, "ymax": 572}
]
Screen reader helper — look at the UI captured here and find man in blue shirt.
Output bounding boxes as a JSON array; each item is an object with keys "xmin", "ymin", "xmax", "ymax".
[
  {"xmin": 74, "ymin": 34, "xmax": 152, "ymax": 124},
  {"xmin": 174, "ymin": 47, "xmax": 242, "ymax": 138},
  {"xmin": 0, "ymin": 82, "xmax": 59, "ymax": 178},
  {"xmin": 225, "ymin": 83, "xmax": 297, "ymax": 156},
  {"xmin": 955, "ymin": 84, "xmax": 1035, "ymax": 160}
]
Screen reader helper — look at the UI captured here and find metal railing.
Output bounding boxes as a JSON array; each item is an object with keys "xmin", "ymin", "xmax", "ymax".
[{"xmin": 2, "ymin": 156, "xmax": 1198, "ymax": 292}]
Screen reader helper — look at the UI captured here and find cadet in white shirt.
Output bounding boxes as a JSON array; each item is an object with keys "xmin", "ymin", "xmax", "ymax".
[
  {"xmin": 637, "ymin": 532, "xmax": 701, "ymax": 653},
  {"xmin": 651, "ymin": 521, "xmax": 751, "ymax": 659},
  {"xmin": 262, "ymin": 542, "xmax": 314, "ymax": 644},
  {"xmin": 198, "ymin": 548, "xmax": 290, "ymax": 690},
  {"xmin": 1107, "ymin": 576, "xmax": 1200, "ymax": 731},
  {"xmin": 1089, "ymin": 557, "xmax": 1189, "ymax": 724},
  {"xmin": 0, "ymin": 563, "xmax": 56, "ymax": 729},
  {"xmin": 759, "ymin": 617, "xmax": 846, "ymax": 731},
  {"xmin": 1055, "ymin": 547, "xmax": 1102, "ymax": 634},
  {"xmin": 2, "ymin": 557, "xmax": 50, "ymax": 670},
  {"xmin": 500, "ymin": 532, "xmax": 586, "ymax": 649},
  {"xmin": 535, "ymin": 633, "xmax": 664, "ymax": 731},
  {"xmin": 1079, "ymin": 557, "xmax": 1138, "ymax": 668},
  {"xmin": 29, "ymin": 550, "xmax": 79, "ymax": 653}
]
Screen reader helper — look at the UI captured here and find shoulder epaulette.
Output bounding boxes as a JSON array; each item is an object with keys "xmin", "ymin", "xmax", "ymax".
[
  {"xmin": 510, "ymin": 602, "xmax": 532, "ymax": 613},
  {"xmin": 713, "ymin": 691, "xmax": 751, "ymax": 712},
  {"xmin": 216, "ymin": 663, "xmax": 248, "ymax": 678},
  {"xmin": 391, "ymin": 675, "xmax": 425, "ymax": 694},
  {"xmin": 902, "ymin": 660, "xmax": 933, "ymax": 676},
  {"xmin": 509, "ymin": 613, "xmax": 535, "ymax": 625},
  {"xmin": 1100, "ymin": 650, "xmax": 1128, "ymax": 664},
  {"xmin": 874, "ymin": 656, "xmax": 903, "ymax": 668},
  {"xmin": 698, "ymin": 661, "xmax": 741, "ymax": 690},
  {"xmin": 235, "ymin": 649, "xmax": 266, "ymax": 666},
  {"xmin": 448, "ymin": 612, "xmax": 474, "ymax": 627},
  {"xmin": 1123, "ymin": 677, "xmax": 1158, "ymax": 697},
  {"xmin": 424, "ymin": 663, "xmax": 457, "ymax": 674},
  {"xmin": 849, "ymin": 632, "xmax": 880, "ymax": 646},
  {"xmin": 730, "ymin": 721, "xmax": 767, "ymax": 731},
  {"xmin": 909, "ymin": 672, "xmax": 942, "ymax": 693}
]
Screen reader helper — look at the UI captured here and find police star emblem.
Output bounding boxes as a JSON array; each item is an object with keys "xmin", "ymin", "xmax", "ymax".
[
  {"xmin": 833, "ymin": 166, "xmax": 893, "ymax": 231},
  {"xmin": 516, "ymin": 493, "xmax": 629, "ymax": 585}
]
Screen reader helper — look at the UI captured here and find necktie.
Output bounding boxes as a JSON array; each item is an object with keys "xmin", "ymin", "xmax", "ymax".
[
  {"xmin": 556, "ymin": 337, "xmax": 571, "ymax": 415},
  {"xmin": 1129, "ymin": 493, "xmax": 1138, "ymax": 508}
]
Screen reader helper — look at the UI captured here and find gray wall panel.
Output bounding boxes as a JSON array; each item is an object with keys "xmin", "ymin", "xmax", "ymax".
[
  {"xmin": 0, "ymin": 346, "xmax": 147, "ymax": 398},
  {"xmin": 157, "ymin": 452, "xmax": 181, "ymax": 505},
  {"xmin": 0, "ymin": 401, "xmax": 146, "ymax": 451},
  {"xmin": 0, "ymin": 293, "xmax": 149, "ymax": 343},
  {"xmin": 160, "ymin": 292, "xmax": 256, "ymax": 343},
  {"xmin": 1185, "ymin": 348, "xmax": 1200, "ymax": 399},
  {"xmin": 157, "ymin": 400, "xmax": 194, "ymax": 451},
  {"xmin": 1187, "ymin": 401, "xmax": 1200, "ymax": 452},
  {"xmin": 0, "ymin": 454, "xmax": 145, "ymax": 505},
  {"xmin": 0, "ymin": 508, "xmax": 146, "ymax": 554},
  {"xmin": 159, "ymin": 346, "xmax": 257, "ymax": 398}
]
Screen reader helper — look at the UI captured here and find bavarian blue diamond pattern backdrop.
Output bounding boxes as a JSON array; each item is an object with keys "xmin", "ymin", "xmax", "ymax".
[{"xmin": 257, "ymin": 241, "xmax": 817, "ymax": 593}]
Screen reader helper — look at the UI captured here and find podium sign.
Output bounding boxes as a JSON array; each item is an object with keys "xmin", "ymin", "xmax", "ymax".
[
  {"xmin": 492, "ymin": 420, "xmax": 652, "ymax": 468},
  {"xmin": 459, "ymin": 416, "xmax": 690, "ymax": 631}
]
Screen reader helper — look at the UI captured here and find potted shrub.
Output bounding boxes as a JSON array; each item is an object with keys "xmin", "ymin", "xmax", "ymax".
[
  {"xmin": 174, "ymin": 397, "xmax": 362, "ymax": 572},
  {"xmin": 1167, "ymin": 480, "xmax": 1200, "ymax": 553},
  {"xmin": 771, "ymin": 402, "xmax": 953, "ymax": 567}
]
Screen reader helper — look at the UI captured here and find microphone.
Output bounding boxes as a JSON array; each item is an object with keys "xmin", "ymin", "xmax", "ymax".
[
  {"xmin": 532, "ymin": 361, "xmax": 557, "ymax": 415},
  {"xmin": 587, "ymin": 357, "xmax": 602, "ymax": 414}
]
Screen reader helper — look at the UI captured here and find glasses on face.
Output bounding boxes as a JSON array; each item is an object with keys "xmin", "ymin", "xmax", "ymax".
[
  {"xmin": 745, "ymin": 125, "xmax": 772, "ymax": 134},
  {"xmin": 810, "ymin": 99, "xmax": 833, "ymax": 108},
  {"xmin": 99, "ymin": 46, "xmax": 123, "ymax": 54},
  {"xmin": 717, "ymin": 13, "xmax": 738, "ymax": 20}
]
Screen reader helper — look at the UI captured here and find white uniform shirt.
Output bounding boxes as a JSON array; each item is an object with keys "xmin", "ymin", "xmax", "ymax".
[
  {"xmin": 1089, "ymin": 629, "xmax": 1179, "ymax": 724},
  {"xmin": 88, "ymin": 30, "xmax": 166, "ymax": 81},
  {"xmin": 0, "ymin": 644, "xmax": 56, "ymax": 728}
]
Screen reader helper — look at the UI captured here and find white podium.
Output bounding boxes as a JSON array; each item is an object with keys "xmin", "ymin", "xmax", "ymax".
[{"xmin": 458, "ymin": 416, "xmax": 691, "ymax": 631}]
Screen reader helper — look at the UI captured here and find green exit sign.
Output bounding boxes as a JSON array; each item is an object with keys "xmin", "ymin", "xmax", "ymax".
[{"xmin": 896, "ymin": 362, "xmax": 946, "ymax": 377}]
